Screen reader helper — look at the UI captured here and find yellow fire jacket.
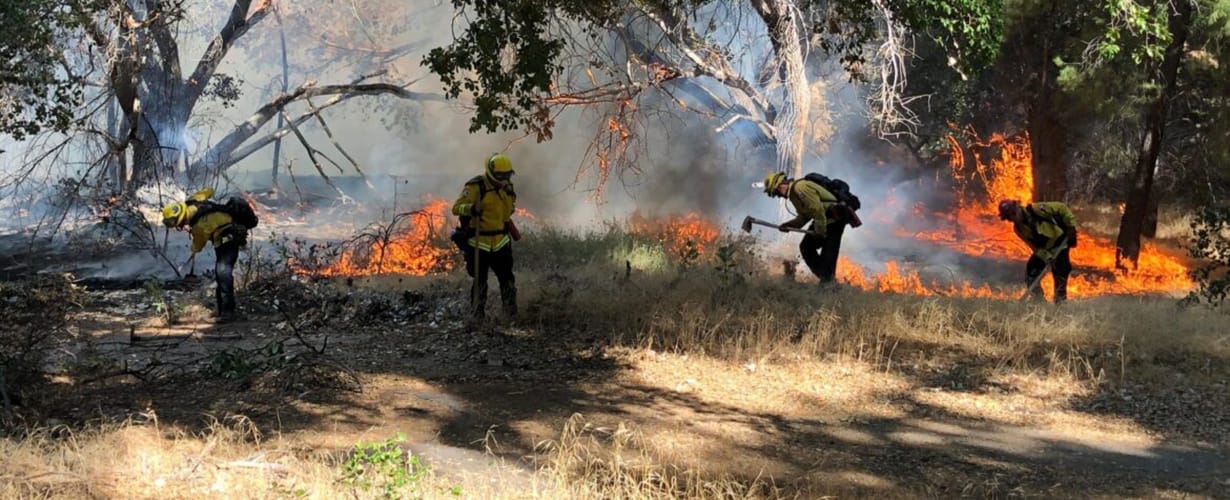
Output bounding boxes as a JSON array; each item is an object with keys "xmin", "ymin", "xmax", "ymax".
[
  {"xmin": 183, "ymin": 188, "xmax": 239, "ymax": 254},
  {"xmin": 1013, "ymin": 202, "xmax": 1078, "ymax": 258},
  {"xmin": 782, "ymin": 179, "xmax": 838, "ymax": 235},
  {"xmin": 451, "ymin": 174, "xmax": 516, "ymax": 251}
]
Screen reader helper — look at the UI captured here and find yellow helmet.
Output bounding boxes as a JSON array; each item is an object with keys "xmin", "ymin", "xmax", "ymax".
[
  {"xmin": 763, "ymin": 172, "xmax": 787, "ymax": 196},
  {"xmin": 161, "ymin": 201, "xmax": 189, "ymax": 227},
  {"xmin": 486, "ymin": 153, "xmax": 514, "ymax": 182}
]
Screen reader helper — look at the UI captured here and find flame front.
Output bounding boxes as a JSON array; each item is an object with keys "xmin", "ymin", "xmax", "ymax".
[
  {"xmin": 297, "ymin": 199, "xmax": 455, "ymax": 277},
  {"xmin": 628, "ymin": 212, "xmax": 721, "ymax": 260},
  {"xmin": 884, "ymin": 130, "xmax": 1193, "ymax": 298}
]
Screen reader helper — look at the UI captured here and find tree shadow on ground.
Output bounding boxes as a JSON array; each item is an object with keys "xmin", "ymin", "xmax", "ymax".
[{"xmin": 19, "ymin": 275, "xmax": 1230, "ymax": 499}]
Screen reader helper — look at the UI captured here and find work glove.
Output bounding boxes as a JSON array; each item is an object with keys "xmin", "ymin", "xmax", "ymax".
[
  {"xmin": 1034, "ymin": 247, "xmax": 1056, "ymax": 262},
  {"xmin": 1066, "ymin": 229, "xmax": 1078, "ymax": 248}
]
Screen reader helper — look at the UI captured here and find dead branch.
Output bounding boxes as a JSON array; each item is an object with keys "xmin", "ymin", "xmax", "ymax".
[
  {"xmin": 866, "ymin": 0, "xmax": 921, "ymax": 138},
  {"xmin": 633, "ymin": 3, "xmax": 777, "ymax": 123},
  {"xmin": 306, "ymin": 97, "xmax": 376, "ymax": 192},
  {"xmin": 185, "ymin": 0, "xmax": 272, "ymax": 111},
  {"xmin": 279, "ymin": 110, "xmax": 352, "ymax": 204},
  {"xmin": 191, "ymin": 75, "xmax": 443, "ymax": 175}
]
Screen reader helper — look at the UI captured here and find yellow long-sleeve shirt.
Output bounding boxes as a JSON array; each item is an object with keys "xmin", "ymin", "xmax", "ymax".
[
  {"xmin": 782, "ymin": 179, "xmax": 838, "ymax": 235},
  {"xmin": 1014, "ymin": 201, "xmax": 1078, "ymax": 256}
]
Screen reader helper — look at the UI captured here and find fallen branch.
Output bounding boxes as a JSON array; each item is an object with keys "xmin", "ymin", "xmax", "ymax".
[
  {"xmin": 306, "ymin": 97, "xmax": 376, "ymax": 193},
  {"xmin": 191, "ymin": 73, "xmax": 444, "ymax": 175},
  {"xmin": 279, "ymin": 110, "xmax": 352, "ymax": 205}
]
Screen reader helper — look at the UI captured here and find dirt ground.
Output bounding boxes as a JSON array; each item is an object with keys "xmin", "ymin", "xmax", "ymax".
[{"xmin": 15, "ymin": 270, "xmax": 1225, "ymax": 500}]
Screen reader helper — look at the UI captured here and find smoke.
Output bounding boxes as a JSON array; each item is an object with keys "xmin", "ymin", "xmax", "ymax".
[{"xmin": 0, "ymin": 0, "xmax": 1022, "ymax": 288}]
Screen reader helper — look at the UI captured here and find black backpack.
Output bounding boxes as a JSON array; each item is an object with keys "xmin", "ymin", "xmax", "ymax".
[
  {"xmin": 803, "ymin": 173, "xmax": 861, "ymax": 211},
  {"xmin": 188, "ymin": 196, "xmax": 259, "ymax": 229}
]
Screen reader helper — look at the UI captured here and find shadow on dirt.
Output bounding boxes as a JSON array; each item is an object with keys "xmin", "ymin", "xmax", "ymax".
[{"xmin": 11, "ymin": 269, "xmax": 1230, "ymax": 498}]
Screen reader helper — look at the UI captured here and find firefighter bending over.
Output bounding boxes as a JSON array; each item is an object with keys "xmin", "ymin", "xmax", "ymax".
[
  {"xmin": 161, "ymin": 187, "xmax": 253, "ymax": 322},
  {"xmin": 998, "ymin": 199, "xmax": 1079, "ymax": 303},
  {"xmin": 763, "ymin": 172, "xmax": 857, "ymax": 284},
  {"xmin": 452, "ymin": 153, "xmax": 520, "ymax": 319}
]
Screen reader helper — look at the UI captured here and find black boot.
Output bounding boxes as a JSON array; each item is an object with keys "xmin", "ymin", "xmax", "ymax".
[
  {"xmin": 1053, "ymin": 277, "xmax": 1068, "ymax": 305},
  {"xmin": 501, "ymin": 285, "xmax": 518, "ymax": 318},
  {"xmin": 470, "ymin": 281, "xmax": 488, "ymax": 320},
  {"xmin": 216, "ymin": 294, "xmax": 238, "ymax": 323}
]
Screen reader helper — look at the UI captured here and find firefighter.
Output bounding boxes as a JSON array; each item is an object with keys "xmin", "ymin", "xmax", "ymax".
[
  {"xmin": 161, "ymin": 187, "xmax": 248, "ymax": 322},
  {"xmin": 452, "ymin": 153, "xmax": 519, "ymax": 319},
  {"xmin": 763, "ymin": 172, "xmax": 850, "ymax": 284},
  {"xmin": 997, "ymin": 199, "xmax": 1079, "ymax": 303}
]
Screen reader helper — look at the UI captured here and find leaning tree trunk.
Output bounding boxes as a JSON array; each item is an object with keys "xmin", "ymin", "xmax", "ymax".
[
  {"xmin": 127, "ymin": 82, "xmax": 188, "ymax": 193},
  {"xmin": 752, "ymin": 0, "xmax": 811, "ymax": 178},
  {"xmin": 1116, "ymin": 0, "xmax": 1192, "ymax": 268}
]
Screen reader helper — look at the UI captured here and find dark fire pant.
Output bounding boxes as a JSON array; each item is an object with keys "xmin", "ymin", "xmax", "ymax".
[
  {"xmin": 467, "ymin": 244, "xmax": 516, "ymax": 317},
  {"xmin": 799, "ymin": 221, "xmax": 846, "ymax": 284},
  {"xmin": 1026, "ymin": 247, "xmax": 1072, "ymax": 303},
  {"xmin": 214, "ymin": 240, "xmax": 241, "ymax": 315}
]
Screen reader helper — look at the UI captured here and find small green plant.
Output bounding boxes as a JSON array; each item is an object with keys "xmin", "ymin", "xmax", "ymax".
[
  {"xmin": 676, "ymin": 238, "xmax": 702, "ymax": 269},
  {"xmin": 271, "ymin": 481, "xmax": 309, "ymax": 498},
  {"xmin": 714, "ymin": 243, "xmax": 744, "ymax": 286},
  {"xmin": 206, "ymin": 341, "xmax": 289, "ymax": 380},
  {"xmin": 339, "ymin": 433, "xmax": 427, "ymax": 499},
  {"xmin": 143, "ymin": 278, "xmax": 183, "ymax": 324}
]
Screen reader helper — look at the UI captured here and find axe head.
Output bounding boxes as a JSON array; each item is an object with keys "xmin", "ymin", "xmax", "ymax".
[{"xmin": 740, "ymin": 216, "xmax": 754, "ymax": 233}]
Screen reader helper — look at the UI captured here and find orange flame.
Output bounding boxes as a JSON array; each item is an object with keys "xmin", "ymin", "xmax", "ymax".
[
  {"xmin": 628, "ymin": 212, "xmax": 721, "ymax": 260},
  {"xmin": 296, "ymin": 199, "xmax": 455, "ymax": 277},
  {"xmin": 892, "ymin": 130, "xmax": 1193, "ymax": 298},
  {"xmin": 836, "ymin": 258, "xmax": 1009, "ymax": 298}
]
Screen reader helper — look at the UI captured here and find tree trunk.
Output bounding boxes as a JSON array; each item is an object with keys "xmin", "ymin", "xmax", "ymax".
[
  {"xmin": 1015, "ymin": 0, "xmax": 1069, "ymax": 202},
  {"xmin": 270, "ymin": 5, "xmax": 289, "ymax": 196},
  {"xmin": 1116, "ymin": 0, "xmax": 1192, "ymax": 268},
  {"xmin": 1143, "ymin": 189, "xmax": 1159, "ymax": 238},
  {"xmin": 105, "ymin": 99, "xmax": 123, "ymax": 194},
  {"xmin": 751, "ymin": 0, "xmax": 810, "ymax": 178},
  {"xmin": 1027, "ymin": 91, "xmax": 1069, "ymax": 201}
]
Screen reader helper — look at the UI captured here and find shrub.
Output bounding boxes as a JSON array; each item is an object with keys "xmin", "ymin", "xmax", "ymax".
[
  {"xmin": 0, "ymin": 275, "xmax": 86, "ymax": 417},
  {"xmin": 1184, "ymin": 205, "xmax": 1230, "ymax": 309}
]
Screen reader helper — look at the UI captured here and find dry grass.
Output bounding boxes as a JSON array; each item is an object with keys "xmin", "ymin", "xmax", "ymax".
[
  {"xmin": 517, "ymin": 262, "xmax": 1229, "ymax": 387},
  {"xmin": 1071, "ymin": 204, "xmax": 1193, "ymax": 243},
  {"xmin": 0, "ymin": 413, "xmax": 787, "ymax": 500},
  {"xmin": 531, "ymin": 414, "xmax": 791, "ymax": 499},
  {"xmin": 0, "ymin": 415, "xmax": 466, "ymax": 499},
  {"xmin": 5, "ymin": 223, "xmax": 1226, "ymax": 499}
]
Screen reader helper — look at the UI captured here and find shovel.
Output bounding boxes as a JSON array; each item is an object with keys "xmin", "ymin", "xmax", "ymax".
[
  {"xmin": 1020, "ymin": 243, "xmax": 1068, "ymax": 302},
  {"xmin": 740, "ymin": 216, "xmax": 819, "ymax": 236}
]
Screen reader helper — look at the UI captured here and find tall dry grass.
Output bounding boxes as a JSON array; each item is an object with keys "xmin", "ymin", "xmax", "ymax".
[
  {"xmin": 517, "ymin": 257, "xmax": 1229, "ymax": 385},
  {"xmin": 0, "ymin": 413, "xmax": 790, "ymax": 500}
]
